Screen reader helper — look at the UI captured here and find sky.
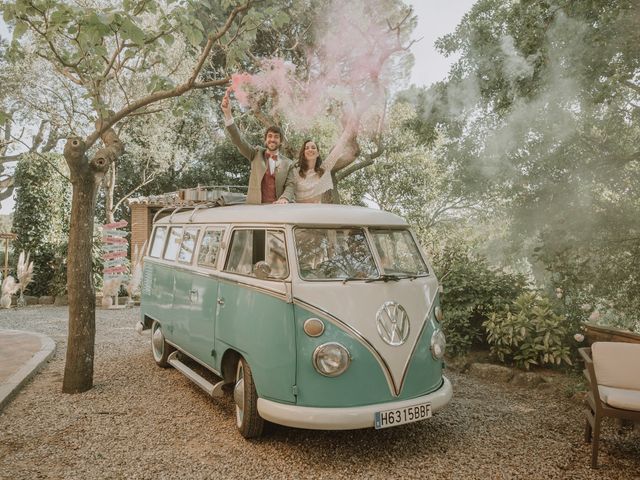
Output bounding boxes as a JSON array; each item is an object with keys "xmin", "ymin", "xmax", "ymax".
[
  {"xmin": 405, "ymin": 0, "xmax": 475, "ymax": 87},
  {"xmin": 0, "ymin": 0, "xmax": 475, "ymax": 214}
]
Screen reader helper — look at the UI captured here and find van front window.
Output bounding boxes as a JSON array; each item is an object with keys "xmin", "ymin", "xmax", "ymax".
[
  {"xmin": 295, "ymin": 228, "xmax": 378, "ymax": 280},
  {"xmin": 370, "ymin": 229, "xmax": 428, "ymax": 276}
]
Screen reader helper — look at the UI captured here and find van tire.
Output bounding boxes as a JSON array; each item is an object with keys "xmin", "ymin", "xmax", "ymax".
[
  {"xmin": 234, "ymin": 357, "xmax": 264, "ymax": 438},
  {"xmin": 151, "ymin": 320, "xmax": 174, "ymax": 368}
]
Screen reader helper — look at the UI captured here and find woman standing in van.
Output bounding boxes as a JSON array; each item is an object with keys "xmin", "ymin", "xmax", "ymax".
[{"xmin": 295, "ymin": 122, "xmax": 359, "ymax": 203}]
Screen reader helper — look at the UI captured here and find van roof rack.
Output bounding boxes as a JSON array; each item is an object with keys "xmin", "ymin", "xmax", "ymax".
[{"xmin": 132, "ymin": 186, "xmax": 247, "ymax": 224}]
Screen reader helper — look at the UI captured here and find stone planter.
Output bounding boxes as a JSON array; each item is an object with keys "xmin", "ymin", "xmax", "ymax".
[{"xmin": 583, "ymin": 322, "xmax": 640, "ymax": 345}]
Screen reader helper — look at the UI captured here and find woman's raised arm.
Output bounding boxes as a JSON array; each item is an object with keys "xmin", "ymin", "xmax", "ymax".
[{"xmin": 321, "ymin": 121, "xmax": 360, "ymax": 175}]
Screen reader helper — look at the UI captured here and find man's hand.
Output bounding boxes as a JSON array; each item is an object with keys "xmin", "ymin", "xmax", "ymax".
[
  {"xmin": 221, "ymin": 87, "xmax": 233, "ymax": 119},
  {"xmin": 273, "ymin": 198, "xmax": 289, "ymax": 205}
]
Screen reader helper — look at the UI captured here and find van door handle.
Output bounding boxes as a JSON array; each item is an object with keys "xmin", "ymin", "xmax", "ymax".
[
  {"xmin": 189, "ymin": 289, "xmax": 198, "ymax": 303},
  {"xmin": 217, "ymin": 298, "xmax": 224, "ymax": 306}
]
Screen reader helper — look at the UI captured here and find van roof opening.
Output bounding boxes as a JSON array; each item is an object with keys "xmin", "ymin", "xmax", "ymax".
[{"xmin": 154, "ymin": 204, "xmax": 407, "ymax": 227}]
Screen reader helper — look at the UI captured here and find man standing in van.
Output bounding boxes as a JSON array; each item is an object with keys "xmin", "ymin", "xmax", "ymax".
[{"xmin": 221, "ymin": 88, "xmax": 296, "ymax": 204}]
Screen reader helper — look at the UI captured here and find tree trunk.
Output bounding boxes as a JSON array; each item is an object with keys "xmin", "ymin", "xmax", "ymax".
[
  {"xmin": 105, "ymin": 163, "xmax": 116, "ymax": 224},
  {"xmin": 330, "ymin": 171, "xmax": 342, "ymax": 204},
  {"xmin": 62, "ymin": 139, "xmax": 100, "ymax": 393},
  {"xmin": 62, "ymin": 130, "xmax": 123, "ymax": 393}
]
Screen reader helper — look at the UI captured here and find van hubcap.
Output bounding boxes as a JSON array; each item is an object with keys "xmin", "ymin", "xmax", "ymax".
[
  {"xmin": 234, "ymin": 362, "xmax": 245, "ymax": 426},
  {"xmin": 152, "ymin": 324, "xmax": 164, "ymax": 361}
]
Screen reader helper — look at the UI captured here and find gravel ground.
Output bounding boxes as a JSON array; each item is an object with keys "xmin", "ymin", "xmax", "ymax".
[{"xmin": 0, "ymin": 306, "xmax": 638, "ymax": 480}]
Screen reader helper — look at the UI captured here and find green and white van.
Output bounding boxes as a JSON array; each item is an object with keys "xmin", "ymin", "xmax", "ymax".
[{"xmin": 138, "ymin": 203, "xmax": 452, "ymax": 437}]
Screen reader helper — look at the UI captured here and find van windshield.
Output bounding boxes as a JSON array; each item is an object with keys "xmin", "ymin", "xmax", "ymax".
[
  {"xmin": 369, "ymin": 229, "xmax": 428, "ymax": 276},
  {"xmin": 295, "ymin": 228, "xmax": 379, "ymax": 280}
]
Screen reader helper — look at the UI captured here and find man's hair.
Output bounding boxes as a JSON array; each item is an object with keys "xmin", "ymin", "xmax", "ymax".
[{"xmin": 264, "ymin": 125, "xmax": 282, "ymax": 139}]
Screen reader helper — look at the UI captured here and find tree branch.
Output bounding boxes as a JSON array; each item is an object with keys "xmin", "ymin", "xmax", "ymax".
[
  {"xmin": 335, "ymin": 144, "xmax": 384, "ymax": 181},
  {"xmin": 187, "ymin": 2, "xmax": 253, "ymax": 87},
  {"xmin": 29, "ymin": 120, "xmax": 48, "ymax": 152},
  {"xmin": 113, "ymin": 171, "xmax": 157, "ymax": 213},
  {"xmin": 7, "ymin": 132, "xmax": 70, "ymax": 182},
  {"xmin": 84, "ymin": 2, "xmax": 253, "ymax": 148},
  {"xmin": 623, "ymin": 80, "xmax": 640, "ymax": 95}
]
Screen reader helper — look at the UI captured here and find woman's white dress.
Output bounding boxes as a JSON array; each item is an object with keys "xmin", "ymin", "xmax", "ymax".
[{"xmin": 295, "ymin": 130, "xmax": 353, "ymax": 203}]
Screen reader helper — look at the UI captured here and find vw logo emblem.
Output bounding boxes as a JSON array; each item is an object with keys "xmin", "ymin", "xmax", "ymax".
[{"xmin": 376, "ymin": 301, "xmax": 410, "ymax": 346}]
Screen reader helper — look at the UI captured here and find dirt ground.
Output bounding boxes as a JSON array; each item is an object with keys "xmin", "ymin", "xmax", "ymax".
[{"xmin": 0, "ymin": 306, "xmax": 638, "ymax": 479}]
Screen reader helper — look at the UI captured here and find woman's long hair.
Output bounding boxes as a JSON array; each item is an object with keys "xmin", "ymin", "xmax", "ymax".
[{"xmin": 298, "ymin": 140, "xmax": 325, "ymax": 178}]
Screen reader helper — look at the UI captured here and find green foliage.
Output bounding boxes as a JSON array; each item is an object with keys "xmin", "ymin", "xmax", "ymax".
[
  {"xmin": 13, "ymin": 153, "xmax": 70, "ymax": 296},
  {"xmin": 483, "ymin": 292, "xmax": 573, "ymax": 370},
  {"xmin": 47, "ymin": 232, "xmax": 104, "ymax": 296},
  {"xmin": 106, "ymin": 139, "xmax": 250, "ymax": 223},
  {"xmin": 398, "ymin": 0, "xmax": 640, "ymax": 330},
  {"xmin": 433, "ymin": 243, "xmax": 528, "ymax": 356},
  {"xmin": 439, "ymin": 305, "xmax": 475, "ymax": 357}
]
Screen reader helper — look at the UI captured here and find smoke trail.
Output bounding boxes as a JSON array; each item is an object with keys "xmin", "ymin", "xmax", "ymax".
[{"xmin": 231, "ymin": 0, "xmax": 413, "ymax": 134}]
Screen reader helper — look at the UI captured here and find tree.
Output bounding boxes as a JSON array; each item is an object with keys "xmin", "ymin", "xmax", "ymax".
[
  {"xmin": 1, "ymin": 0, "xmax": 284, "ymax": 393},
  {"xmin": 101, "ymin": 90, "xmax": 221, "ymax": 223},
  {"xmin": 0, "ymin": 41, "xmax": 63, "ymax": 200},
  {"xmin": 340, "ymin": 101, "xmax": 488, "ymax": 237},
  {"xmin": 403, "ymin": 0, "xmax": 640, "ymax": 324}
]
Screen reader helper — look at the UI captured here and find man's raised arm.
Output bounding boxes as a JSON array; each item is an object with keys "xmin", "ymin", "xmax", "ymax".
[{"xmin": 221, "ymin": 87, "xmax": 255, "ymax": 161}]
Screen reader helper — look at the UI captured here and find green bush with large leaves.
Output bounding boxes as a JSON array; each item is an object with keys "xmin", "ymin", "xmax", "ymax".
[{"xmin": 483, "ymin": 292, "xmax": 573, "ymax": 370}]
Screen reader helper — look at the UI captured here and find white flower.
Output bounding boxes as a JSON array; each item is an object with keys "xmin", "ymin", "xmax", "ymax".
[
  {"xmin": 555, "ymin": 287, "xmax": 563, "ymax": 299},
  {"xmin": 581, "ymin": 303, "xmax": 591, "ymax": 311},
  {"xmin": 574, "ymin": 333, "xmax": 585, "ymax": 342},
  {"xmin": 589, "ymin": 310, "xmax": 600, "ymax": 322}
]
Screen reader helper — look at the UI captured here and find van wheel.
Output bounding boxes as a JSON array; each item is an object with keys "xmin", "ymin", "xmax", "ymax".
[
  {"xmin": 151, "ymin": 320, "xmax": 174, "ymax": 368},
  {"xmin": 234, "ymin": 357, "xmax": 264, "ymax": 438}
]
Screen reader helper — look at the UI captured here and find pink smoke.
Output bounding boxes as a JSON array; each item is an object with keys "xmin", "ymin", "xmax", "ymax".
[{"xmin": 230, "ymin": 0, "xmax": 409, "ymax": 135}]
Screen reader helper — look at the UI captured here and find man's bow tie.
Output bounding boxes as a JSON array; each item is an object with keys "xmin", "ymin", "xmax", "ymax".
[{"xmin": 265, "ymin": 151, "xmax": 278, "ymax": 160}]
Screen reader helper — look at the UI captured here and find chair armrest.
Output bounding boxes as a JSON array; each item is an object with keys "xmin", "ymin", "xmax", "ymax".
[
  {"xmin": 578, "ymin": 346, "xmax": 592, "ymax": 365},
  {"xmin": 579, "ymin": 347, "xmax": 603, "ymax": 410}
]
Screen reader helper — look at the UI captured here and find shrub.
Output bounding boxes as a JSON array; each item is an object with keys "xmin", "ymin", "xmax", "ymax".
[
  {"xmin": 434, "ymin": 244, "xmax": 527, "ymax": 356},
  {"xmin": 13, "ymin": 153, "xmax": 71, "ymax": 296},
  {"xmin": 440, "ymin": 306, "xmax": 476, "ymax": 357},
  {"xmin": 48, "ymin": 232, "xmax": 104, "ymax": 296},
  {"xmin": 483, "ymin": 292, "xmax": 573, "ymax": 370}
]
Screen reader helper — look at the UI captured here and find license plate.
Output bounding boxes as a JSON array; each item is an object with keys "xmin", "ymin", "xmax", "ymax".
[{"xmin": 374, "ymin": 402, "xmax": 432, "ymax": 429}]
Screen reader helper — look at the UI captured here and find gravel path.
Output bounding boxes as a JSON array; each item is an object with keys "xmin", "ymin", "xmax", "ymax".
[{"xmin": 0, "ymin": 306, "xmax": 638, "ymax": 479}]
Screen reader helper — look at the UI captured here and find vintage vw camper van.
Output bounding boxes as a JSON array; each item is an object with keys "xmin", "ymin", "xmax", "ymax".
[{"xmin": 139, "ymin": 203, "xmax": 452, "ymax": 438}]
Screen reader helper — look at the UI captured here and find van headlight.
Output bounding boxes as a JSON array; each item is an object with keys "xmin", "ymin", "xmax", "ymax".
[
  {"xmin": 430, "ymin": 329, "xmax": 446, "ymax": 360},
  {"xmin": 313, "ymin": 343, "xmax": 351, "ymax": 377}
]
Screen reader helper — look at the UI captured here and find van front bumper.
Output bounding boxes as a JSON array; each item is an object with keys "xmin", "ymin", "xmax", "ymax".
[{"xmin": 257, "ymin": 376, "xmax": 452, "ymax": 430}]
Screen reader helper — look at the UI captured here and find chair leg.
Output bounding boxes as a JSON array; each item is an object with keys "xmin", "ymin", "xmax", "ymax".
[{"xmin": 591, "ymin": 415, "xmax": 601, "ymax": 468}]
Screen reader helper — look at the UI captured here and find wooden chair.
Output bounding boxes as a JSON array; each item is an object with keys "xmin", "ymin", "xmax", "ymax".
[{"xmin": 579, "ymin": 342, "xmax": 640, "ymax": 468}]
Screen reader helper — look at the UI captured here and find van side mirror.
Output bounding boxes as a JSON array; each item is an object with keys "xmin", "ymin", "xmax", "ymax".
[{"xmin": 253, "ymin": 261, "xmax": 272, "ymax": 280}]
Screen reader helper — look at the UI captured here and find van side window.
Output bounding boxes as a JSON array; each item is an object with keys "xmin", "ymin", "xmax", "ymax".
[
  {"xmin": 177, "ymin": 227, "xmax": 199, "ymax": 264},
  {"xmin": 163, "ymin": 226, "xmax": 183, "ymax": 261},
  {"xmin": 224, "ymin": 229, "xmax": 288, "ymax": 279},
  {"xmin": 198, "ymin": 228, "xmax": 224, "ymax": 268},
  {"xmin": 149, "ymin": 226, "xmax": 167, "ymax": 258}
]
